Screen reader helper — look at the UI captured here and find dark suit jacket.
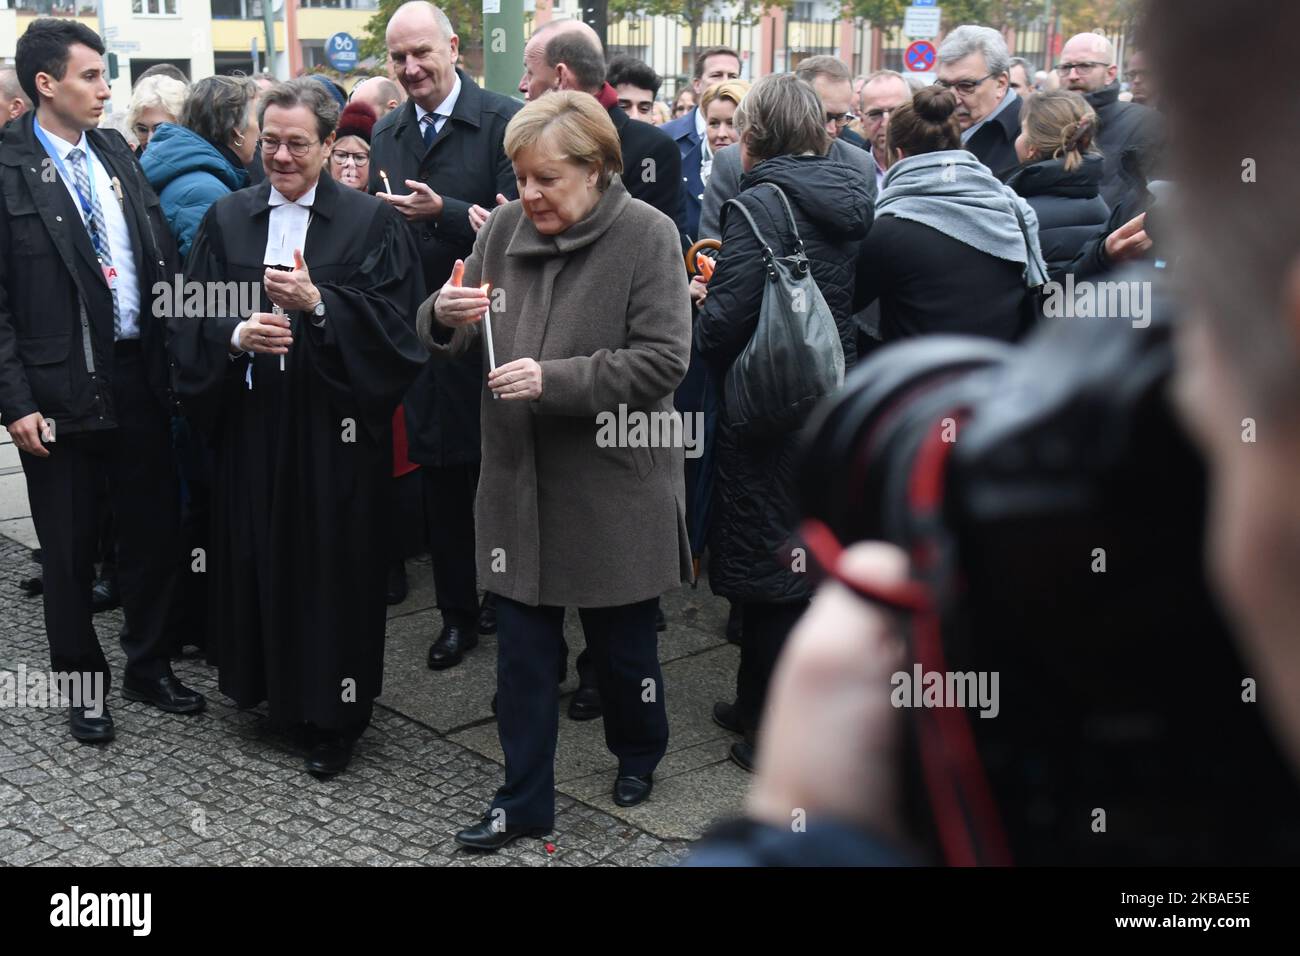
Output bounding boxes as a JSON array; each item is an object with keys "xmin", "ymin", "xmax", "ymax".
[
  {"xmin": 368, "ymin": 69, "xmax": 522, "ymax": 468},
  {"xmin": 965, "ymin": 91, "xmax": 1023, "ymax": 180},
  {"xmin": 660, "ymin": 107, "xmax": 703, "ymax": 239},
  {"xmin": 0, "ymin": 112, "xmax": 179, "ymax": 433},
  {"xmin": 610, "ymin": 103, "xmax": 687, "ymax": 242}
]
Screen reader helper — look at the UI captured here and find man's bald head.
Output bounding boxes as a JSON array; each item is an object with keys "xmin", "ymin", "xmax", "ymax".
[
  {"xmin": 385, "ymin": 1, "xmax": 459, "ymax": 110},
  {"xmin": 1059, "ymin": 32, "xmax": 1117, "ymax": 93},
  {"xmin": 520, "ymin": 19, "xmax": 606, "ymax": 100},
  {"xmin": 387, "ymin": 0, "xmax": 454, "ymax": 38},
  {"xmin": 0, "ymin": 68, "xmax": 31, "ymax": 122},
  {"xmin": 350, "ymin": 75, "xmax": 404, "ymax": 117}
]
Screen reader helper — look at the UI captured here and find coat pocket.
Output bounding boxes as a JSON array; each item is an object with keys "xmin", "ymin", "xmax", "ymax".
[{"xmin": 17, "ymin": 335, "xmax": 74, "ymax": 416}]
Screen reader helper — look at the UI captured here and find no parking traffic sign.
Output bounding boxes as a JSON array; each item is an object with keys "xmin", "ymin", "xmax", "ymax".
[{"xmin": 905, "ymin": 40, "xmax": 937, "ymax": 72}]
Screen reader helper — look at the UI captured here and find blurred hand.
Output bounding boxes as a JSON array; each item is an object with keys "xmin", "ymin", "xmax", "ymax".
[
  {"xmin": 8, "ymin": 411, "xmax": 49, "ymax": 458},
  {"xmin": 746, "ymin": 541, "xmax": 910, "ymax": 839},
  {"xmin": 433, "ymin": 259, "xmax": 489, "ymax": 328},
  {"xmin": 1104, "ymin": 212, "xmax": 1152, "ymax": 263},
  {"xmin": 237, "ymin": 312, "xmax": 293, "ymax": 354},
  {"xmin": 689, "ymin": 275, "xmax": 709, "ymax": 307},
  {"xmin": 468, "ymin": 193, "xmax": 509, "ymax": 233}
]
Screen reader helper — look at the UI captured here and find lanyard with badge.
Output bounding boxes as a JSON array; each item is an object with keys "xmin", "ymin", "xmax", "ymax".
[{"xmin": 32, "ymin": 121, "xmax": 120, "ymax": 292}]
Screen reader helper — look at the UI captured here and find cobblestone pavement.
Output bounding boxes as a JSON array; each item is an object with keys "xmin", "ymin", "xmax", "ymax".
[{"xmin": 0, "ymin": 537, "xmax": 696, "ymax": 866}]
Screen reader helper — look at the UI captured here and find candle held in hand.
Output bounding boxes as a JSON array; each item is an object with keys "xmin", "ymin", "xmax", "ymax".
[
  {"xmin": 380, "ymin": 169, "xmax": 392, "ymax": 194},
  {"xmin": 480, "ymin": 282, "xmax": 497, "ymax": 375}
]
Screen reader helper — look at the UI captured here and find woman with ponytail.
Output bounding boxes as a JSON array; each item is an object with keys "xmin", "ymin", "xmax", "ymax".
[
  {"xmin": 1006, "ymin": 90, "xmax": 1110, "ymax": 282},
  {"xmin": 854, "ymin": 86, "xmax": 1048, "ymax": 343}
]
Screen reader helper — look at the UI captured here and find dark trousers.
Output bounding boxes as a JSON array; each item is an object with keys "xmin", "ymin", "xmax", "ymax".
[
  {"xmin": 20, "ymin": 347, "xmax": 180, "ymax": 687},
  {"xmin": 422, "ymin": 462, "xmax": 478, "ymax": 628},
  {"xmin": 492, "ymin": 596, "xmax": 669, "ymax": 828},
  {"xmin": 735, "ymin": 600, "xmax": 809, "ymax": 737}
]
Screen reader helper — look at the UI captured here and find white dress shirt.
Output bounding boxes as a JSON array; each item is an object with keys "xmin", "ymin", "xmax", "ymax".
[
  {"xmin": 415, "ymin": 73, "xmax": 462, "ymax": 140},
  {"xmin": 36, "ymin": 120, "xmax": 140, "ymax": 340},
  {"xmin": 230, "ymin": 179, "xmax": 322, "ymax": 360}
]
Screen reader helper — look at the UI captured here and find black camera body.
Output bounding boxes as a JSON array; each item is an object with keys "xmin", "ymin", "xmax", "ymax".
[{"xmin": 799, "ymin": 270, "xmax": 1300, "ymax": 864}]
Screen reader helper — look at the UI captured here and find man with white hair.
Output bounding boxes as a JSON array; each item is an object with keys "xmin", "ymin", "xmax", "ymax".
[
  {"xmin": 936, "ymin": 24, "xmax": 1022, "ymax": 178},
  {"xmin": 1057, "ymin": 31, "xmax": 1162, "ymax": 208}
]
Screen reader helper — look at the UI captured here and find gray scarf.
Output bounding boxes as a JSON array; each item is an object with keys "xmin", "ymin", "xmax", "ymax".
[{"xmin": 875, "ymin": 150, "xmax": 1049, "ymax": 287}]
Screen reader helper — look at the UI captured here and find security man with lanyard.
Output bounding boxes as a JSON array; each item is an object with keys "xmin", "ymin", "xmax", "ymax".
[{"xmin": 0, "ymin": 19, "xmax": 204, "ymax": 743}]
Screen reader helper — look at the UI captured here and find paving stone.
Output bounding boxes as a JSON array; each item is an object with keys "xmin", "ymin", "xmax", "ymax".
[{"xmin": 0, "ymin": 536, "xmax": 744, "ymax": 866}]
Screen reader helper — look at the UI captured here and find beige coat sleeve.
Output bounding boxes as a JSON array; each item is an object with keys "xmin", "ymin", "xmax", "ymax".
[{"xmin": 414, "ymin": 208, "xmax": 495, "ymax": 359}]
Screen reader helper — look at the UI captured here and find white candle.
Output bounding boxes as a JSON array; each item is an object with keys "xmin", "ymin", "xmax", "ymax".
[
  {"xmin": 380, "ymin": 169, "xmax": 392, "ymax": 194},
  {"xmin": 480, "ymin": 283, "xmax": 496, "ymax": 373}
]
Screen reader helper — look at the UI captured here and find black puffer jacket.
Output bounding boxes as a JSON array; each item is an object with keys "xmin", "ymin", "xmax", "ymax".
[
  {"xmin": 1005, "ymin": 153, "xmax": 1110, "ymax": 283},
  {"xmin": 695, "ymin": 154, "xmax": 872, "ymax": 603}
]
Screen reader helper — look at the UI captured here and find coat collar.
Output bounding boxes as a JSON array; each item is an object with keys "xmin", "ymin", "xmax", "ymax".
[
  {"xmin": 247, "ymin": 169, "xmax": 340, "ymax": 219},
  {"xmin": 505, "ymin": 176, "xmax": 630, "ymax": 258},
  {"xmin": 393, "ymin": 68, "xmax": 484, "ymax": 162},
  {"xmin": 1085, "ymin": 81, "xmax": 1121, "ymax": 111}
]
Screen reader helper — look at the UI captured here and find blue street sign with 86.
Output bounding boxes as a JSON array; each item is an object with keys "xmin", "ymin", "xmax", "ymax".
[{"xmin": 327, "ymin": 32, "xmax": 358, "ymax": 72}]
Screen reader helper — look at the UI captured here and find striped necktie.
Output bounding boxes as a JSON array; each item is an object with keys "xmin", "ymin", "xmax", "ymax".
[{"xmin": 67, "ymin": 147, "xmax": 122, "ymax": 339}]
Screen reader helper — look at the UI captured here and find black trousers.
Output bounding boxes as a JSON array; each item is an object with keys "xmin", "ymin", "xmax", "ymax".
[
  {"xmin": 422, "ymin": 462, "xmax": 478, "ymax": 628},
  {"xmin": 20, "ymin": 346, "xmax": 181, "ymax": 687},
  {"xmin": 492, "ymin": 596, "xmax": 669, "ymax": 828},
  {"xmin": 735, "ymin": 600, "xmax": 809, "ymax": 737}
]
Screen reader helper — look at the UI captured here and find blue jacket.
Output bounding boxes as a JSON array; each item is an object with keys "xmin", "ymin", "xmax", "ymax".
[
  {"xmin": 661, "ymin": 107, "xmax": 704, "ymax": 240},
  {"xmin": 140, "ymin": 123, "xmax": 248, "ymax": 261}
]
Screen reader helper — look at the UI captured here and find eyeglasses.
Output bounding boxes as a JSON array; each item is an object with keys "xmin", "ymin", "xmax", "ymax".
[
  {"xmin": 1056, "ymin": 61, "xmax": 1109, "ymax": 75},
  {"xmin": 934, "ymin": 73, "xmax": 995, "ymax": 95},
  {"xmin": 826, "ymin": 111, "xmax": 856, "ymax": 127},
  {"xmin": 132, "ymin": 122, "xmax": 164, "ymax": 138},
  {"xmin": 330, "ymin": 150, "xmax": 370, "ymax": 167},
  {"xmin": 863, "ymin": 107, "xmax": 899, "ymax": 123},
  {"xmin": 259, "ymin": 136, "xmax": 320, "ymax": 157}
]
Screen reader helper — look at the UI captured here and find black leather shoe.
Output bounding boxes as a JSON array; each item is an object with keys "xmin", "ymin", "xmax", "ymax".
[
  {"xmin": 613, "ymin": 773, "xmax": 653, "ymax": 807},
  {"xmin": 729, "ymin": 740, "xmax": 756, "ymax": 774},
  {"xmin": 386, "ymin": 561, "xmax": 408, "ymax": 606},
  {"xmin": 454, "ymin": 816, "xmax": 549, "ymax": 852},
  {"xmin": 427, "ymin": 623, "xmax": 477, "ymax": 670},
  {"xmin": 712, "ymin": 700, "xmax": 745, "ymax": 735},
  {"xmin": 121, "ymin": 674, "xmax": 206, "ymax": 714},
  {"xmin": 725, "ymin": 603, "xmax": 743, "ymax": 645},
  {"xmin": 478, "ymin": 593, "xmax": 497, "ymax": 634},
  {"xmin": 69, "ymin": 704, "xmax": 114, "ymax": 743},
  {"xmin": 567, "ymin": 684, "xmax": 602, "ymax": 721},
  {"xmin": 655, "ymin": 605, "xmax": 667, "ymax": 631},
  {"xmin": 305, "ymin": 734, "xmax": 353, "ymax": 778},
  {"xmin": 91, "ymin": 574, "xmax": 119, "ymax": 613}
]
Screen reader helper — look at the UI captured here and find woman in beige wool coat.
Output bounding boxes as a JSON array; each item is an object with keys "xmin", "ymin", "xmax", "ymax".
[{"xmin": 416, "ymin": 91, "xmax": 692, "ymax": 851}]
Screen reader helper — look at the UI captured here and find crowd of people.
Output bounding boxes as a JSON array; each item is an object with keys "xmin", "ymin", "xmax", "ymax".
[{"xmin": 9, "ymin": 0, "xmax": 1286, "ymax": 867}]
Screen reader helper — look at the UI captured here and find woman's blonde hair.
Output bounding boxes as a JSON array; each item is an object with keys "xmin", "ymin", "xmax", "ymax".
[
  {"xmin": 504, "ymin": 91, "xmax": 624, "ymax": 188},
  {"xmin": 127, "ymin": 75, "xmax": 187, "ymax": 132},
  {"xmin": 698, "ymin": 79, "xmax": 750, "ymax": 117},
  {"xmin": 1020, "ymin": 89, "xmax": 1098, "ymax": 172}
]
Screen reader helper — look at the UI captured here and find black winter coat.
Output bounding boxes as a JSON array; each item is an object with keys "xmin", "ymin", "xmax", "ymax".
[
  {"xmin": 0, "ymin": 113, "xmax": 180, "ymax": 434},
  {"xmin": 1005, "ymin": 153, "xmax": 1110, "ymax": 283},
  {"xmin": 1085, "ymin": 82, "xmax": 1162, "ymax": 210},
  {"xmin": 695, "ymin": 154, "xmax": 872, "ymax": 603},
  {"xmin": 853, "ymin": 216, "xmax": 1029, "ymax": 343},
  {"xmin": 368, "ymin": 70, "xmax": 521, "ymax": 468}
]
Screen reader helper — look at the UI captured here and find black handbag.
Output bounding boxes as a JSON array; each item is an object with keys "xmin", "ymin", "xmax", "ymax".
[{"xmin": 721, "ymin": 184, "xmax": 845, "ymax": 438}]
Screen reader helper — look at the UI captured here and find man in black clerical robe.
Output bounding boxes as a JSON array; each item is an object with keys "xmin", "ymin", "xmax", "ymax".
[{"xmin": 171, "ymin": 80, "xmax": 427, "ymax": 777}]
